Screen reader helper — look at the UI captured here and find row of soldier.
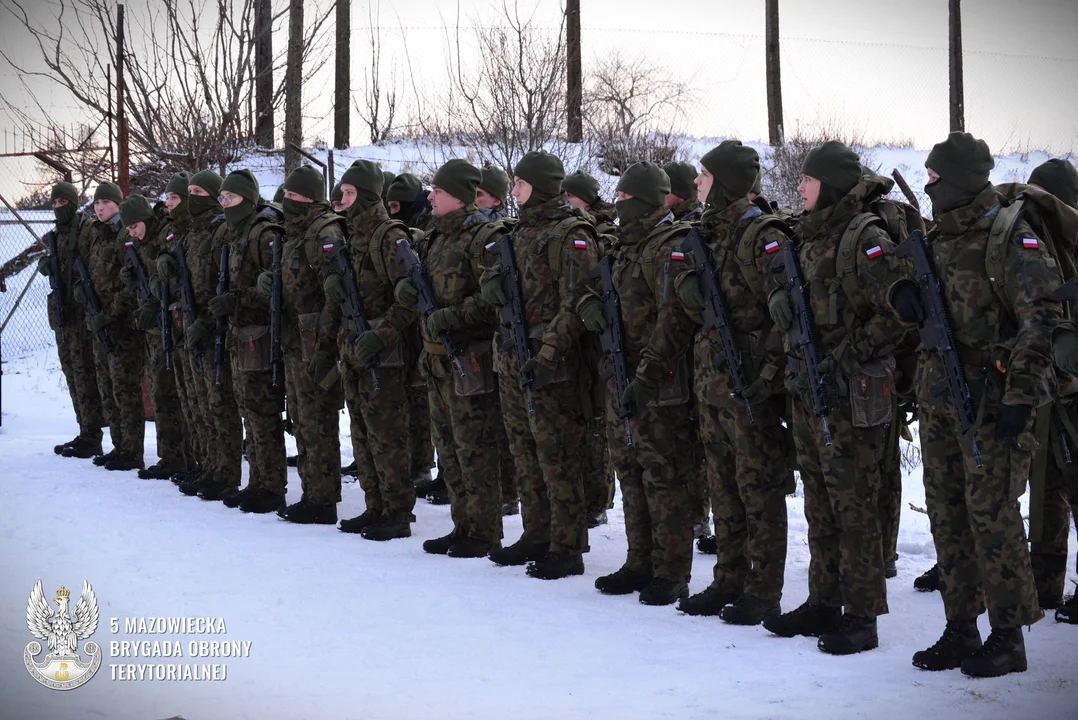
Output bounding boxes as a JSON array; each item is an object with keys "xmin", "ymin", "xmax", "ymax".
[{"xmin": 37, "ymin": 133, "xmax": 1077, "ymax": 679}]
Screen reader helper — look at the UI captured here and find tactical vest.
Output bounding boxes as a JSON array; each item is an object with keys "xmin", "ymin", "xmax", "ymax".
[{"xmin": 613, "ymin": 218, "xmax": 690, "ymax": 295}]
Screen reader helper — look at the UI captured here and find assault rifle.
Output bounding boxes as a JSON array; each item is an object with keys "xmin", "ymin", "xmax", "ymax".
[
  {"xmin": 682, "ymin": 227, "xmax": 755, "ymax": 423},
  {"xmin": 395, "ymin": 238, "xmax": 466, "ymax": 378},
  {"xmin": 896, "ymin": 230, "xmax": 981, "ymax": 466},
  {"xmin": 781, "ymin": 239, "xmax": 832, "ymax": 446},
  {"xmin": 215, "ymin": 245, "xmax": 229, "ymax": 389},
  {"xmin": 270, "ymin": 232, "xmax": 283, "ymax": 388},
  {"xmin": 591, "ymin": 255, "xmax": 634, "ymax": 447},
  {"xmin": 493, "ymin": 236, "xmax": 535, "ymax": 413},
  {"xmin": 43, "ymin": 230, "xmax": 64, "ymax": 342},
  {"xmin": 73, "ymin": 255, "xmax": 114, "ymax": 355},
  {"xmin": 331, "ymin": 240, "xmax": 380, "ymax": 390},
  {"xmin": 173, "ymin": 242, "xmax": 204, "ymax": 373},
  {"xmin": 124, "ymin": 241, "xmax": 152, "ymax": 301}
]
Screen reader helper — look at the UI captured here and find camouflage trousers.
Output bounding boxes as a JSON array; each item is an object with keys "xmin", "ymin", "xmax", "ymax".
[
  {"xmin": 174, "ymin": 346, "xmax": 212, "ymax": 464},
  {"xmin": 55, "ymin": 309, "xmax": 103, "ymax": 444},
  {"xmin": 192, "ymin": 344, "xmax": 243, "ymax": 487},
  {"xmin": 792, "ymin": 396, "xmax": 888, "ymax": 617},
  {"xmin": 91, "ymin": 325, "xmax": 145, "ymax": 460},
  {"xmin": 408, "ymin": 384, "xmax": 434, "ymax": 477},
  {"xmin": 608, "ymin": 391, "xmax": 695, "ymax": 584},
  {"xmin": 342, "ymin": 361, "xmax": 416, "ymax": 522},
  {"xmin": 495, "ymin": 393, "xmax": 519, "ymax": 505},
  {"xmin": 283, "ymin": 347, "xmax": 341, "ymax": 507},
  {"xmin": 1030, "ymin": 458, "xmax": 1078, "ymax": 601},
  {"xmin": 144, "ymin": 333, "xmax": 193, "ymax": 471},
  {"xmin": 232, "ymin": 360, "xmax": 286, "ymax": 496},
  {"xmin": 920, "ymin": 401, "xmax": 1042, "ymax": 628},
  {"xmin": 688, "ymin": 398, "xmax": 710, "ymax": 530},
  {"xmin": 498, "ymin": 369, "xmax": 589, "ymax": 555},
  {"xmin": 583, "ymin": 414, "xmax": 614, "ymax": 514},
  {"xmin": 425, "ymin": 354, "xmax": 503, "ymax": 543},
  {"xmin": 698, "ymin": 395, "xmax": 791, "ymax": 602},
  {"xmin": 878, "ymin": 441, "xmax": 902, "ymax": 566}
]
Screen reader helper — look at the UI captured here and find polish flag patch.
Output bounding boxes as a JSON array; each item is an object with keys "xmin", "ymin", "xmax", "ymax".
[
  {"xmin": 574, "ymin": 239, "xmax": 588, "ymax": 249},
  {"xmin": 166, "ymin": 233, "xmax": 175, "ymax": 243},
  {"xmin": 865, "ymin": 245, "xmax": 883, "ymax": 259},
  {"xmin": 1023, "ymin": 237, "xmax": 1039, "ymax": 249},
  {"xmin": 322, "ymin": 243, "xmax": 334, "ymax": 253},
  {"xmin": 485, "ymin": 242, "xmax": 497, "ymax": 251},
  {"xmin": 670, "ymin": 251, "xmax": 685, "ymax": 261},
  {"xmin": 764, "ymin": 240, "xmax": 781, "ymax": 254},
  {"xmin": 124, "ymin": 241, "xmax": 134, "ymax": 248}
]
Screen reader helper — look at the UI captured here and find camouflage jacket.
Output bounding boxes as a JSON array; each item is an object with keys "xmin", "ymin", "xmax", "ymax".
[
  {"xmin": 49, "ymin": 211, "xmax": 88, "ymax": 316},
  {"xmin": 415, "ymin": 205, "xmax": 498, "ymax": 350},
  {"xmin": 670, "ymin": 197, "xmax": 704, "ymax": 223},
  {"xmin": 324, "ymin": 200, "xmax": 418, "ymax": 351},
  {"xmin": 588, "ymin": 199, "xmax": 618, "ymax": 236},
  {"xmin": 281, "ymin": 203, "xmax": 345, "ymax": 350},
  {"xmin": 493, "ymin": 198, "xmax": 597, "ymax": 371},
  {"xmin": 666, "ymin": 199, "xmax": 789, "ymax": 406},
  {"xmin": 912, "ymin": 184, "xmax": 1063, "ymax": 408},
  {"xmin": 783, "ymin": 174, "xmax": 909, "ymax": 380},
  {"xmin": 124, "ymin": 213, "xmax": 169, "ymax": 331},
  {"xmin": 186, "ymin": 207, "xmax": 228, "ymax": 332},
  {"xmin": 81, "ymin": 213, "xmax": 137, "ymax": 329},
  {"xmin": 221, "ymin": 206, "xmax": 283, "ymax": 329}
]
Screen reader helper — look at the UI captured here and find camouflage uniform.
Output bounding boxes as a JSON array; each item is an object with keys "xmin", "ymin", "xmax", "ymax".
[
  {"xmin": 491, "ymin": 198, "xmax": 597, "ymax": 556},
  {"xmin": 913, "ymin": 183, "xmax": 1054, "ymax": 630},
  {"xmin": 1029, "ymin": 401, "xmax": 1078, "ymax": 603},
  {"xmin": 416, "ymin": 206, "xmax": 503, "ymax": 544},
  {"xmin": 80, "ymin": 216, "xmax": 145, "ymax": 462},
  {"xmin": 670, "ymin": 198, "xmax": 703, "ymax": 223},
  {"xmin": 47, "ymin": 208, "xmax": 104, "ymax": 449}
]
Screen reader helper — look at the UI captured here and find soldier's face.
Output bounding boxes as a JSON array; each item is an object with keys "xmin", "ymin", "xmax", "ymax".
[
  {"xmin": 428, "ymin": 186, "xmax": 465, "ymax": 217},
  {"xmin": 665, "ymin": 193, "xmax": 682, "ymax": 210},
  {"xmin": 511, "ymin": 177, "xmax": 533, "ymax": 205},
  {"xmin": 616, "ymin": 191, "xmax": 633, "ymax": 201},
  {"xmin": 565, "ymin": 193, "xmax": 589, "ymax": 211},
  {"xmin": 52, "ymin": 198, "xmax": 69, "ymax": 210},
  {"xmin": 387, "ymin": 200, "xmax": 402, "ymax": 215},
  {"xmin": 165, "ymin": 192, "xmax": 183, "ymax": 212},
  {"xmin": 926, "ymin": 169, "xmax": 941, "ymax": 184},
  {"xmin": 798, "ymin": 175, "xmax": 822, "ymax": 212},
  {"xmin": 218, "ymin": 191, "xmax": 243, "ymax": 208},
  {"xmin": 283, "ymin": 190, "xmax": 314, "ymax": 203},
  {"xmin": 695, "ymin": 169, "xmax": 713, "ymax": 204},
  {"xmin": 94, "ymin": 199, "xmax": 118, "ymax": 222},
  {"xmin": 339, "ymin": 184, "xmax": 357, "ymax": 210},
  {"xmin": 475, "ymin": 188, "xmax": 500, "ymax": 210},
  {"xmin": 128, "ymin": 221, "xmax": 147, "ymax": 240},
  {"xmin": 188, "ymin": 185, "xmax": 211, "ymax": 197}
]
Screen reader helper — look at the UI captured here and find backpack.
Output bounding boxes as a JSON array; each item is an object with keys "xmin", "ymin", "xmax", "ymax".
[
  {"xmin": 733, "ymin": 206, "xmax": 793, "ymax": 300},
  {"xmin": 613, "ymin": 214, "xmax": 692, "ymax": 296}
]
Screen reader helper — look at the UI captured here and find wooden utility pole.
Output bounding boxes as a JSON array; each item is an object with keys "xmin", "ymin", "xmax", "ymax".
[
  {"xmin": 948, "ymin": 0, "xmax": 965, "ymax": 132},
  {"xmin": 765, "ymin": 0, "xmax": 783, "ymax": 146},
  {"xmin": 254, "ymin": 0, "xmax": 274, "ymax": 148},
  {"xmin": 115, "ymin": 3, "xmax": 129, "ymax": 194},
  {"xmin": 284, "ymin": 0, "xmax": 304, "ymax": 175},
  {"xmin": 334, "ymin": 0, "xmax": 350, "ymax": 149},
  {"xmin": 565, "ymin": 0, "xmax": 582, "ymax": 143}
]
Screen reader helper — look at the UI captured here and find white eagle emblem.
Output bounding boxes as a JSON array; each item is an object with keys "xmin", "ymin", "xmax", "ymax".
[{"xmin": 24, "ymin": 580, "xmax": 103, "ymax": 690}]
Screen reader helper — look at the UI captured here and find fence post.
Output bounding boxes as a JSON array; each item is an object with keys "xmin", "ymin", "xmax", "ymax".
[
  {"xmin": 949, "ymin": 0, "xmax": 965, "ymax": 132},
  {"xmin": 765, "ymin": 0, "xmax": 784, "ymax": 146},
  {"xmin": 566, "ymin": 0, "xmax": 582, "ymax": 144}
]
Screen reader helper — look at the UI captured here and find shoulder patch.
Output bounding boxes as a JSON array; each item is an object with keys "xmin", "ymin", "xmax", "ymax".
[
  {"xmin": 764, "ymin": 239, "xmax": 781, "ymax": 254},
  {"xmin": 669, "ymin": 250, "xmax": 685, "ymax": 261},
  {"xmin": 1022, "ymin": 237, "xmax": 1039, "ymax": 249},
  {"xmin": 573, "ymin": 238, "xmax": 588, "ymax": 250},
  {"xmin": 322, "ymin": 242, "xmax": 334, "ymax": 253},
  {"xmin": 865, "ymin": 245, "xmax": 883, "ymax": 259}
]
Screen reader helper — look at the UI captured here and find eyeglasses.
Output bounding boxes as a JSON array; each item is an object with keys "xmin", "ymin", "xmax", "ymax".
[{"xmin": 218, "ymin": 192, "xmax": 241, "ymax": 204}]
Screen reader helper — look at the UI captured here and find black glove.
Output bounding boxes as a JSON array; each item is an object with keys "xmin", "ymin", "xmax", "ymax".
[
  {"xmin": 119, "ymin": 264, "xmax": 136, "ymax": 289},
  {"xmin": 89, "ymin": 312, "xmax": 109, "ymax": 334},
  {"xmin": 995, "ymin": 403, "xmax": 1032, "ymax": 441},
  {"xmin": 156, "ymin": 253, "xmax": 179, "ymax": 281},
  {"xmin": 394, "ymin": 278, "xmax": 419, "ymax": 307},
  {"xmin": 741, "ymin": 377, "xmax": 772, "ymax": 405},
  {"xmin": 72, "ymin": 281, "xmax": 87, "ymax": 306},
  {"xmin": 135, "ymin": 303, "xmax": 158, "ymax": 332},
  {"xmin": 479, "ymin": 265, "xmax": 507, "ymax": 308},
  {"xmin": 1053, "ymin": 330, "xmax": 1078, "ymax": 376},
  {"xmin": 520, "ymin": 355, "xmax": 558, "ymax": 389},
  {"xmin": 37, "ymin": 256, "xmax": 51, "ymax": 277},
  {"xmin": 891, "ymin": 281, "xmax": 925, "ymax": 324},
  {"xmin": 256, "ymin": 271, "xmax": 273, "ymax": 297},
  {"xmin": 578, "ymin": 297, "xmax": 608, "ymax": 332},
  {"xmin": 185, "ymin": 319, "xmax": 213, "ymax": 349},
  {"xmin": 323, "ymin": 273, "xmax": 347, "ymax": 305},
  {"xmin": 768, "ymin": 288, "xmax": 794, "ymax": 332},
  {"xmin": 208, "ymin": 291, "xmax": 238, "ymax": 318}
]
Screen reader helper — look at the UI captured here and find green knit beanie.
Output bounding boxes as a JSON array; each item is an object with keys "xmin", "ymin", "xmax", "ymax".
[
  {"xmin": 340, "ymin": 159, "xmax": 384, "ymax": 199},
  {"xmin": 119, "ymin": 194, "xmax": 154, "ymax": 227},
  {"xmin": 189, "ymin": 169, "xmax": 224, "ymax": 198},
  {"xmin": 561, "ymin": 170, "xmax": 600, "ymax": 205},
  {"xmin": 387, "ymin": 173, "xmax": 423, "ymax": 203},
  {"xmin": 273, "ymin": 184, "xmax": 285, "ymax": 203},
  {"xmin": 221, "ymin": 169, "xmax": 261, "ymax": 205},
  {"xmin": 330, "ymin": 183, "xmax": 343, "ymax": 203},
  {"xmin": 1029, "ymin": 158, "xmax": 1078, "ymax": 209},
  {"xmin": 381, "ymin": 171, "xmax": 396, "ymax": 200},
  {"xmin": 94, "ymin": 182, "xmax": 123, "ymax": 205},
  {"xmin": 513, "ymin": 151, "xmax": 565, "ymax": 197},
  {"xmin": 616, "ymin": 161, "xmax": 670, "ymax": 208},
  {"xmin": 431, "ymin": 159, "xmax": 481, "ymax": 205},
  {"xmin": 802, "ymin": 141, "xmax": 862, "ymax": 196},
  {"xmin": 51, "ymin": 181, "xmax": 79, "ymax": 206},
  {"xmin": 700, "ymin": 141, "xmax": 760, "ymax": 198},
  {"xmin": 751, "ymin": 169, "xmax": 763, "ymax": 196},
  {"xmin": 165, "ymin": 172, "xmax": 191, "ymax": 197},
  {"xmin": 480, "ymin": 165, "xmax": 510, "ymax": 202},
  {"xmin": 284, "ymin": 165, "xmax": 326, "ymax": 203},
  {"xmin": 662, "ymin": 161, "xmax": 698, "ymax": 201},
  {"xmin": 925, "ymin": 132, "xmax": 995, "ymax": 193}
]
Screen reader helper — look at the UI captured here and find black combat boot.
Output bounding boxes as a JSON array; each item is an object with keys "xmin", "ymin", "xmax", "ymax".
[
  {"xmin": 138, "ymin": 462, "xmax": 181, "ymax": 480},
  {"xmin": 423, "ymin": 530, "xmax": 463, "ymax": 555},
  {"xmin": 1056, "ymin": 593, "xmax": 1078, "ymax": 624},
  {"xmin": 425, "ymin": 481, "xmax": 450, "ymax": 505},
  {"xmin": 489, "ymin": 539, "xmax": 548, "ymax": 566},
  {"xmin": 179, "ymin": 472, "xmax": 215, "ymax": 496},
  {"xmin": 884, "ymin": 560, "xmax": 898, "ymax": 579},
  {"xmin": 639, "ymin": 578, "xmax": 689, "ymax": 606},
  {"xmin": 104, "ymin": 453, "xmax": 144, "ymax": 472},
  {"xmin": 1038, "ymin": 592, "xmax": 1063, "ymax": 611},
  {"xmin": 170, "ymin": 469, "xmax": 200, "ymax": 485},
  {"xmin": 762, "ymin": 601, "xmax": 842, "ymax": 638},
  {"xmin": 695, "ymin": 534, "xmax": 717, "ymax": 555},
  {"xmin": 360, "ymin": 518, "xmax": 412, "ymax": 541},
  {"xmin": 55, "ymin": 436, "xmax": 80, "ymax": 455},
  {"xmin": 448, "ymin": 537, "xmax": 499, "ymax": 558},
  {"xmin": 221, "ymin": 485, "xmax": 253, "ymax": 509},
  {"xmin": 502, "ymin": 501, "xmax": 520, "ymax": 517},
  {"xmin": 338, "ymin": 509, "xmax": 380, "ymax": 534},
  {"xmin": 914, "ymin": 563, "xmax": 940, "ymax": 592},
  {"xmin": 341, "ymin": 460, "xmax": 358, "ymax": 478},
  {"xmin": 197, "ymin": 481, "xmax": 236, "ymax": 502},
  {"xmin": 676, "ymin": 583, "xmax": 739, "ymax": 617},
  {"xmin": 912, "ymin": 620, "xmax": 982, "ymax": 671},
  {"xmin": 238, "ymin": 488, "xmax": 286, "ymax": 514},
  {"xmin": 960, "ymin": 628, "xmax": 1027, "ymax": 677},
  {"xmin": 279, "ymin": 500, "xmax": 337, "ymax": 525},
  {"xmin": 286, "ymin": 454, "xmax": 299, "ymax": 467},
  {"xmin": 92, "ymin": 449, "xmax": 117, "ymax": 467},
  {"xmin": 594, "ymin": 566, "xmax": 652, "ymax": 596},
  {"xmin": 587, "ymin": 509, "xmax": 608, "ymax": 529},
  {"xmin": 412, "ymin": 469, "xmax": 436, "ymax": 497},
  {"xmin": 61, "ymin": 437, "xmax": 103, "ymax": 458},
  {"xmin": 526, "ymin": 552, "xmax": 585, "ymax": 580},
  {"xmin": 818, "ymin": 614, "xmax": 878, "ymax": 655},
  {"xmin": 720, "ymin": 595, "xmax": 781, "ymax": 626}
]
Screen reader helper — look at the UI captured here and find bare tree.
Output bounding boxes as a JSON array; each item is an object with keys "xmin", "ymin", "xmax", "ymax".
[
  {"xmin": 0, "ymin": 0, "xmax": 332, "ymax": 179},
  {"xmin": 284, "ymin": 0, "xmax": 304, "ymax": 174},
  {"xmin": 333, "ymin": 0, "xmax": 350, "ymax": 148},
  {"xmin": 355, "ymin": 0, "xmax": 399, "ymax": 145},
  {"xmin": 584, "ymin": 52, "xmax": 692, "ymax": 175}
]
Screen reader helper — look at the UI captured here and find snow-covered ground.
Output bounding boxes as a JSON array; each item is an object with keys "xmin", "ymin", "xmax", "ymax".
[{"xmin": 1, "ymin": 346, "xmax": 1075, "ymax": 720}]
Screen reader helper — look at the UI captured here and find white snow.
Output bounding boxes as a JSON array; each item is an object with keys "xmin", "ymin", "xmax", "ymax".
[{"xmin": 1, "ymin": 346, "xmax": 1076, "ymax": 720}]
